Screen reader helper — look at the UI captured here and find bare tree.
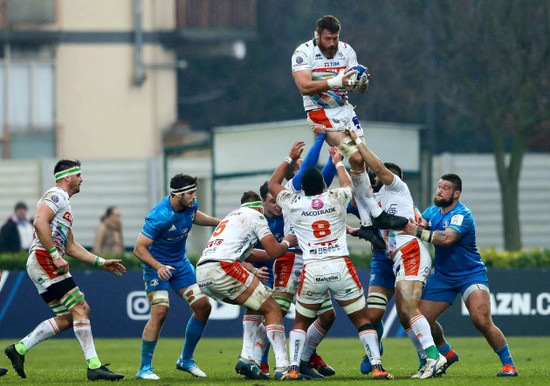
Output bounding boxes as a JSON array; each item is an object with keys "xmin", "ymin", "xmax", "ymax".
[{"xmin": 428, "ymin": 0, "xmax": 550, "ymax": 250}]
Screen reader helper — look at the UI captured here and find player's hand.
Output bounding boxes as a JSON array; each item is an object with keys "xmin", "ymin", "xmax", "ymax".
[
  {"xmin": 53, "ymin": 257, "xmax": 70, "ymax": 274},
  {"xmin": 348, "ymin": 127, "xmax": 359, "ymax": 141},
  {"xmin": 102, "ymin": 259, "xmax": 126, "ymax": 277},
  {"xmin": 342, "ymin": 69, "xmax": 358, "ymax": 91},
  {"xmin": 402, "ymin": 219, "xmax": 418, "ymax": 237},
  {"xmin": 289, "ymin": 141, "xmax": 306, "ymax": 161},
  {"xmin": 255, "ymin": 267, "xmax": 269, "ymax": 284},
  {"xmin": 312, "ymin": 124, "xmax": 327, "ymax": 135},
  {"xmin": 329, "ymin": 147, "xmax": 344, "ymax": 164},
  {"xmin": 157, "ymin": 265, "xmax": 175, "ymax": 281},
  {"xmin": 346, "ymin": 225, "xmax": 359, "ymax": 237},
  {"xmin": 283, "ymin": 234, "xmax": 298, "ymax": 248}
]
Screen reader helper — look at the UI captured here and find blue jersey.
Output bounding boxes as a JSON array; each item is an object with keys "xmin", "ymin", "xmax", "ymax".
[
  {"xmin": 141, "ymin": 196, "xmax": 197, "ymax": 265},
  {"xmin": 422, "ymin": 201, "xmax": 486, "ymax": 280},
  {"xmin": 254, "ymin": 213, "xmax": 285, "ymax": 287}
]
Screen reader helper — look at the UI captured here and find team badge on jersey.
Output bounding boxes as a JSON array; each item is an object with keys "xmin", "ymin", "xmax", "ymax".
[
  {"xmin": 450, "ymin": 214, "xmax": 464, "ymax": 226},
  {"xmin": 295, "ymin": 56, "xmax": 303, "ymax": 64},
  {"xmin": 312, "ymin": 199, "xmax": 324, "ymax": 210},
  {"xmin": 51, "ymin": 195, "xmax": 59, "ymax": 203}
]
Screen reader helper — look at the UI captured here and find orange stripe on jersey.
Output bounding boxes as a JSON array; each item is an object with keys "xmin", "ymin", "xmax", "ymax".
[
  {"xmin": 220, "ymin": 261, "xmax": 250, "ymax": 284},
  {"xmin": 307, "ymin": 109, "xmax": 333, "ymax": 128},
  {"xmin": 344, "ymin": 257, "xmax": 362, "ymax": 290},
  {"xmin": 35, "ymin": 249, "xmax": 63, "ymax": 279},
  {"xmin": 274, "ymin": 252, "xmax": 296, "ymax": 288},
  {"xmin": 401, "ymin": 239, "xmax": 421, "ymax": 276}
]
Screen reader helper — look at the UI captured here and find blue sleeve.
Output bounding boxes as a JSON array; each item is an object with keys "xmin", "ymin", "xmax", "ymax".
[
  {"xmin": 292, "ymin": 133, "xmax": 326, "ymax": 191},
  {"xmin": 347, "ymin": 202, "xmax": 360, "ymax": 219},
  {"xmin": 141, "ymin": 215, "xmax": 163, "ymax": 241},
  {"xmin": 321, "ymin": 155, "xmax": 336, "ymax": 187}
]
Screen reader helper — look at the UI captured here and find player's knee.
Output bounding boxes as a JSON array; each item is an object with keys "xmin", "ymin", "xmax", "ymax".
[
  {"xmin": 318, "ymin": 308, "xmax": 336, "ymax": 326},
  {"xmin": 471, "ymin": 314, "xmax": 493, "ymax": 332},
  {"xmin": 349, "ymin": 151, "xmax": 365, "ymax": 169},
  {"xmin": 192, "ymin": 297, "xmax": 212, "ymax": 319}
]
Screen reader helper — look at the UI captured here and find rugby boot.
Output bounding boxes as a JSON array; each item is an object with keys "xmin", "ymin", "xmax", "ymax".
[
  {"xmin": 5, "ymin": 344, "xmax": 25, "ymax": 378},
  {"xmin": 357, "ymin": 225, "xmax": 386, "ymax": 250},
  {"xmin": 309, "ymin": 352, "xmax": 335, "ymax": 376},
  {"xmin": 372, "ymin": 365, "xmax": 394, "ymax": 380},
  {"xmin": 418, "ymin": 354, "xmax": 447, "ymax": 379},
  {"xmin": 280, "ymin": 366, "xmax": 301, "ymax": 381},
  {"xmin": 87, "ymin": 363, "xmax": 124, "ymax": 381},
  {"xmin": 299, "ymin": 362, "xmax": 324, "ymax": 379},
  {"xmin": 497, "ymin": 364, "xmax": 518, "ymax": 377},
  {"xmin": 235, "ymin": 358, "xmax": 267, "ymax": 380},
  {"xmin": 360, "ymin": 354, "xmax": 373, "ymax": 375},
  {"xmin": 177, "ymin": 357, "xmax": 207, "ymax": 378},
  {"xmin": 0, "ymin": 367, "xmax": 7, "ymax": 377},
  {"xmin": 372, "ymin": 211, "xmax": 409, "ymax": 230},
  {"xmin": 136, "ymin": 365, "xmax": 160, "ymax": 380},
  {"xmin": 436, "ymin": 350, "xmax": 459, "ymax": 376},
  {"xmin": 260, "ymin": 362, "xmax": 271, "ymax": 378}
]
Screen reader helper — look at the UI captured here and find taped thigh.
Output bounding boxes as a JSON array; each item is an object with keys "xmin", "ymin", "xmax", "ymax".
[
  {"xmin": 242, "ymin": 284, "xmax": 272, "ymax": 311},
  {"xmin": 317, "ymin": 292, "xmax": 334, "ymax": 315},
  {"xmin": 295, "ymin": 302, "xmax": 319, "ymax": 319},
  {"xmin": 181, "ymin": 283, "xmax": 207, "ymax": 306},
  {"xmin": 60, "ymin": 289, "xmax": 85, "ymax": 310},
  {"xmin": 49, "ymin": 302, "xmax": 70, "ymax": 316},
  {"xmin": 342, "ymin": 295, "xmax": 367, "ymax": 315},
  {"xmin": 367, "ymin": 292, "xmax": 389, "ymax": 311},
  {"xmin": 462, "ymin": 283, "xmax": 490, "ymax": 302},
  {"xmin": 274, "ymin": 295, "xmax": 293, "ymax": 312},
  {"xmin": 149, "ymin": 290, "xmax": 170, "ymax": 307}
]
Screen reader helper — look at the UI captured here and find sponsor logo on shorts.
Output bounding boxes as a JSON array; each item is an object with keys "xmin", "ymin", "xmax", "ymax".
[
  {"xmin": 198, "ymin": 278, "xmax": 215, "ymax": 289},
  {"xmin": 314, "ymin": 273, "xmax": 341, "ymax": 283}
]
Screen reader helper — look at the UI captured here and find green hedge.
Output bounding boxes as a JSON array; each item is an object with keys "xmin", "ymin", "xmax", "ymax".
[{"xmin": 1, "ymin": 248, "xmax": 550, "ymax": 271}]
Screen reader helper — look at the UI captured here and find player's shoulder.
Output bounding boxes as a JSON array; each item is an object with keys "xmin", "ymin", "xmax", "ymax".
[
  {"xmin": 42, "ymin": 186, "xmax": 68, "ymax": 205},
  {"xmin": 146, "ymin": 197, "xmax": 172, "ymax": 222},
  {"xmin": 451, "ymin": 202, "xmax": 474, "ymax": 221}
]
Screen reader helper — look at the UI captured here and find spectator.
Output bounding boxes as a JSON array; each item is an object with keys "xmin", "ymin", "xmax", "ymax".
[
  {"xmin": 93, "ymin": 206, "xmax": 123, "ymax": 255},
  {"xmin": 0, "ymin": 202, "xmax": 34, "ymax": 253}
]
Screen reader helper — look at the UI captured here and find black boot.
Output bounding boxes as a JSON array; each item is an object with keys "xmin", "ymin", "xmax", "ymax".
[
  {"xmin": 372, "ymin": 211, "xmax": 409, "ymax": 230},
  {"xmin": 357, "ymin": 225, "xmax": 386, "ymax": 250}
]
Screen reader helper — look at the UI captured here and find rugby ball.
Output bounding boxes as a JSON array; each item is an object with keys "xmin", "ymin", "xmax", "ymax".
[{"xmin": 345, "ymin": 64, "xmax": 369, "ymax": 91}]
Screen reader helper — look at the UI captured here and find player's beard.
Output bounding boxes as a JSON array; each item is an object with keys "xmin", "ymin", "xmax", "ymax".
[
  {"xmin": 434, "ymin": 195, "xmax": 453, "ymax": 208},
  {"xmin": 318, "ymin": 41, "xmax": 338, "ymax": 58}
]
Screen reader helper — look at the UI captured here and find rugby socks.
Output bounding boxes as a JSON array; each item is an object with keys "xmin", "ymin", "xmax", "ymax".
[
  {"xmin": 358, "ymin": 323, "xmax": 381, "ymax": 365},
  {"xmin": 438, "ymin": 341, "xmax": 458, "ymax": 361},
  {"xmin": 18, "ymin": 318, "xmax": 60, "ymax": 354},
  {"xmin": 495, "ymin": 344, "xmax": 515, "ymax": 367},
  {"xmin": 73, "ymin": 319, "xmax": 100, "ymax": 369},
  {"xmin": 252, "ymin": 323, "xmax": 270, "ymax": 364},
  {"xmin": 351, "ymin": 172, "xmax": 382, "ymax": 225},
  {"xmin": 300, "ymin": 321, "xmax": 326, "ymax": 362},
  {"xmin": 241, "ymin": 314, "xmax": 262, "ymax": 361},
  {"xmin": 288, "ymin": 329, "xmax": 307, "ymax": 367},
  {"xmin": 405, "ymin": 327, "xmax": 427, "ymax": 365},
  {"xmin": 140, "ymin": 339, "xmax": 158, "ymax": 369},
  {"xmin": 409, "ymin": 315, "xmax": 439, "ymax": 359},
  {"xmin": 266, "ymin": 324, "xmax": 289, "ymax": 369},
  {"xmin": 181, "ymin": 316, "xmax": 207, "ymax": 361}
]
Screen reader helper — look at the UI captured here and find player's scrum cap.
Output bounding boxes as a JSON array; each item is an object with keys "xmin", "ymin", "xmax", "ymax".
[
  {"xmin": 171, "ymin": 183, "xmax": 197, "ymax": 195},
  {"xmin": 55, "ymin": 166, "xmax": 81, "ymax": 179}
]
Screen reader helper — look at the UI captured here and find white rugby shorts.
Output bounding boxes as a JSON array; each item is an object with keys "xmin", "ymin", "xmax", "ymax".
[
  {"xmin": 392, "ymin": 239, "xmax": 431, "ymax": 284},
  {"xmin": 196, "ymin": 261, "xmax": 255, "ymax": 302},
  {"xmin": 297, "ymin": 257, "xmax": 364, "ymax": 304},
  {"xmin": 273, "ymin": 251, "xmax": 303, "ymax": 295},
  {"xmin": 27, "ymin": 250, "xmax": 73, "ymax": 294}
]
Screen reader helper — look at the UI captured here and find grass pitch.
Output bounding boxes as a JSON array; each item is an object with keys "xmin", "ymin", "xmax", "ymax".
[{"xmin": 0, "ymin": 336, "xmax": 547, "ymax": 384}]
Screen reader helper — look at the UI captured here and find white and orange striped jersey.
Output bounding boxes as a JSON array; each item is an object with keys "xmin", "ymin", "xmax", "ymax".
[
  {"xmin": 276, "ymin": 186, "xmax": 352, "ymax": 263},
  {"xmin": 377, "ymin": 176, "xmax": 417, "ymax": 257},
  {"xmin": 291, "ymin": 39, "xmax": 359, "ymax": 111},
  {"xmin": 199, "ymin": 207, "xmax": 273, "ymax": 263},
  {"xmin": 29, "ymin": 187, "xmax": 74, "ymax": 256}
]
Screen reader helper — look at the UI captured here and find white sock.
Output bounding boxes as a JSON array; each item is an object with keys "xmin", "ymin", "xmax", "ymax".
[
  {"xmin": 266, "ymin": 324, "xmax": 289, "ymax": 369},
  {"xmin": 288, "ymin": 329, "xmax": 307, "ymax": 367},
  {"xmin": 73, "ymin": 319, "xmax": 98, "ymax": 361},
  {"xmin": 300, "ymin": 321, "xmax": 326, "ymax": 362},
  {"xmin": 241, "ymin": 314, "xmax": 262, "ymax": 361},
  {"xmin": 21, "ymin": 318, "xmax": 60, "ymax": 350},
  {"xmin": 253, "ymin": 323, "xmax": 269, "ymax": 364},
  {"xmin": 405, "ymin": 327, "xmax": 427, "ymax": 359},
  {"xmin": 351, "ymin": 172, "xmax": 382, "ymax": 224},
  {"xmin": 409, "ymin": 314, "xmax": 436, "ymax": 351},
  {"xmin": 359, "ymin": 328, "xmax": 381, "ymax": 366}
]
